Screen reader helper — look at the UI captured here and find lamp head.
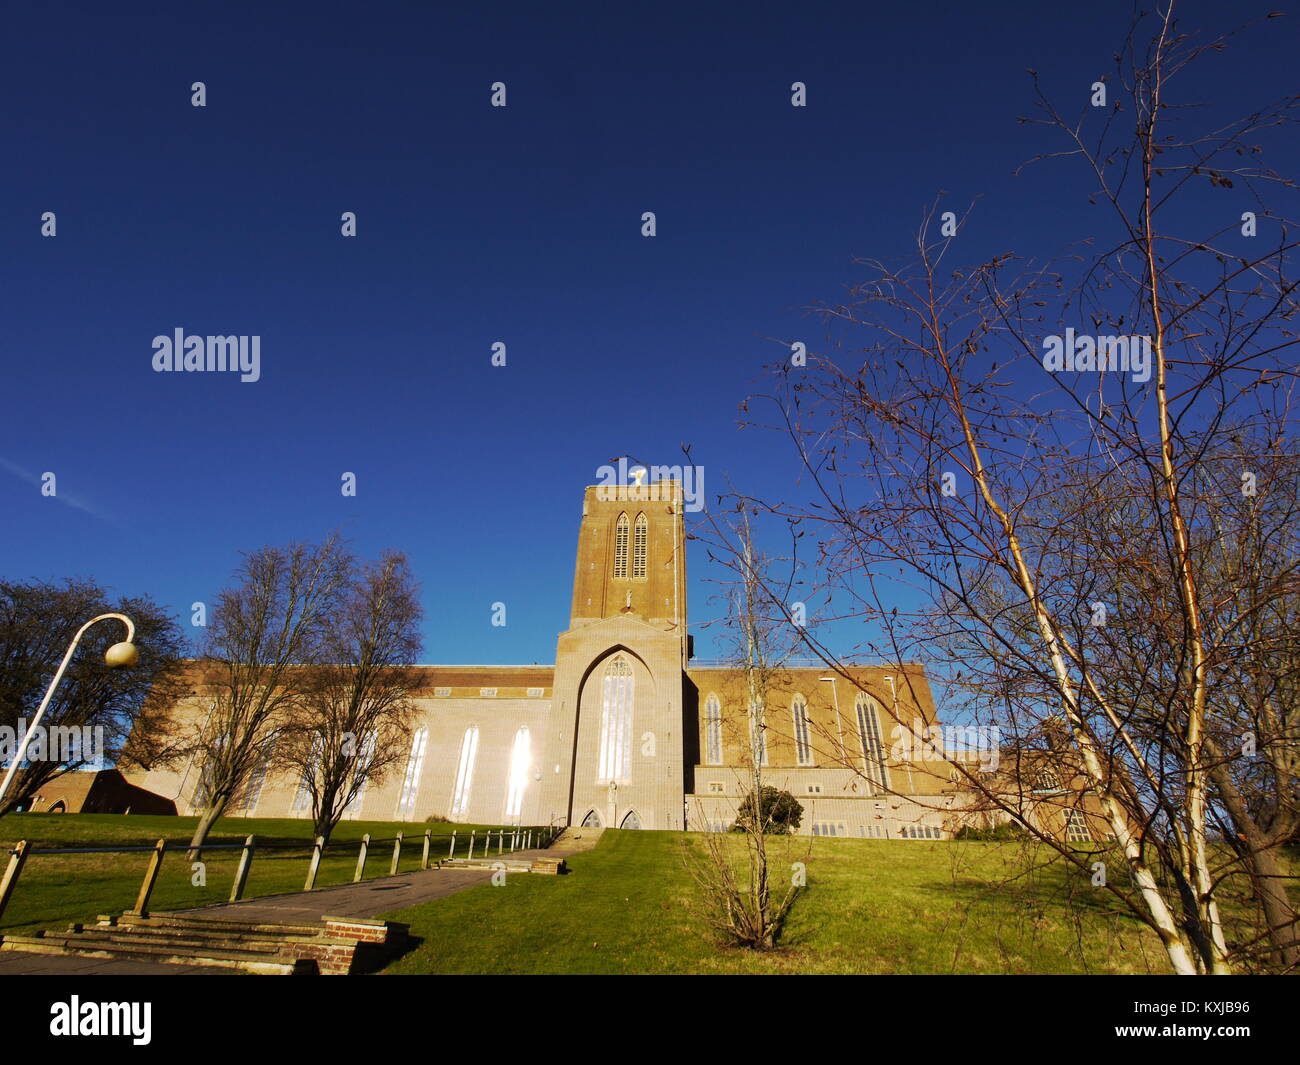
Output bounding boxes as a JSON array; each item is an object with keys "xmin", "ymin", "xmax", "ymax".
[{"xmin": 105, "ymin": 641, "xmax": 139, "ymax": 668}]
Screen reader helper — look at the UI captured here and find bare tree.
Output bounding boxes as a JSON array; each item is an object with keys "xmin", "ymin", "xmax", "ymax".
[
  {"xmin": 185, "ymin": 536, "xmax": 351, "ymax": 856},
  {"xmin": 683, "ymin": 503, "xmax": 805, "ymax": 950},
  {"xmin": 277, "ymin": 551, "xmax": 424, "ymax": 843},
  {"xmin": 1053, "ymin": 445, "xmax": 1300, "ymax": 970},
  {"xmin": 719, "ymin": 6, "xmax": 1298, "ymax": 973}
]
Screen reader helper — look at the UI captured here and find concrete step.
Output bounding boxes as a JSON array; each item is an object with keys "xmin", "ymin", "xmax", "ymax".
[
  {"xmin": 3, "ymin": 911, "xmax": 405, "ymax": 975},
  {"xmin": 442, "ymin": 856, "xmax": 566, "ymax": 874},
  {"xmin": 551, "ymin": 827, "xmax": 604, "ymax": 851},
  {"xmin": 0, "ymin": 935, "xmax": 303, "ymax": 974},
  {"xmin": 18, "ymin": 931, "xmax": 307, "ymax": 961},
  {"xmin": 108, "ymin": 913, "xmax": 328, "ymax": 937},
  {"xmin": 87, "ymin": 921, "xmax": 341, "ymax": 948},
  {"xmin": 67, "ymin": 928, "xmax": 293, "ymax": 954}
]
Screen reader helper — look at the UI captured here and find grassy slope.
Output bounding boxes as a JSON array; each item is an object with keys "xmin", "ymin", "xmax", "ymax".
[
  {"xmin": 0, "ymin": 813, "xmax": 510, "ymax": 935},
  {"xmin": 380, "ymin": 829, "xmax": 1185, "ymax": 975}
]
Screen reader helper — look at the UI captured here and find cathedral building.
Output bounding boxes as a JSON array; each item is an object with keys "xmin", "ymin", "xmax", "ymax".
[{"xmin": 126, "ymin": 477, "xmax": 990, "ymax": 839}]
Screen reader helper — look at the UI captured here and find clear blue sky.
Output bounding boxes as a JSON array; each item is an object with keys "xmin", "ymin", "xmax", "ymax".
[{"xmin": 2, "ymin": 1, "xmax": 1295, "ymax": 664}]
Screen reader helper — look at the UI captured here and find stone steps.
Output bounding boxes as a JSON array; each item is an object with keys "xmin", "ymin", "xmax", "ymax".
[
  {"xmin": 64, "ymin": 927, "xmax": 304, "ymax": 954},
  {"xmin": 441, "ymin": 856, "xmax": 566, "ymax": 875},
  {"xmin": 111, "ymin": 913, "xmax": 329, "ymax": 938},
  {"xmin": 0, "ymin": 933, "xmax": 304, "ymax": 974},
  {"xmin": 551, "ymin": 827, "xmax": 604, "ymax": 852},
  {"xmin": 0, "ymin": 912, "xmax": 408, "ymax": 975}
]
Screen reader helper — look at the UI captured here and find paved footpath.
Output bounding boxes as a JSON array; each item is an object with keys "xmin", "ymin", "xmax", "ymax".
[{"xmin": 0, "ymin": 835, "xmax": 601, "ymax": 975}]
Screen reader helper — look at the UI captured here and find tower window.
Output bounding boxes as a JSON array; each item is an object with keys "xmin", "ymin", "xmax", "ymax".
[
  {"xmin": 598, "ymin": 656, "xmax": 634, "ymax": 782},
  {"xmin": 613, "ymin": 513, "xmax": 630, "ymax": 579},
  {"xmin": 704, "ymin": 694, "xmax": 723, "ymax": 765},
  {"xmin": 633, "ymin": 513, "xmax": 648, "ymax": 578}
]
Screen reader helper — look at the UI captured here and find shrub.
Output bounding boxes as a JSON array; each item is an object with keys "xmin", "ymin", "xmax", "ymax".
[
  {"xmin": 954, "ymin": 821, "xmax": 1030, "ymax": 841},
  {"xmin": 733, "ymin": 786, "xmax": 804, "ymax": 835}
]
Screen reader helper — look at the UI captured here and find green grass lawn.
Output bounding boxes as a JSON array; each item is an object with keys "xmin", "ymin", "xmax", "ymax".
[
  {"xmin": 5, "ymin": 817, "xmax": 1281, "ymax": 974},
  {"xmin": 0, "ymin": 812, "xmax": 521, "ymax": 936},
  {"xmin": 378, "ymin": 829, "xmax": 1254, "ymax": 975}
]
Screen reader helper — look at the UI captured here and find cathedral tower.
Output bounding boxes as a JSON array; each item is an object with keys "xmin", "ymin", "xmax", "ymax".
[{"xmin": 536, "ymin": 476, "xmax": 689, "ymax": 829}]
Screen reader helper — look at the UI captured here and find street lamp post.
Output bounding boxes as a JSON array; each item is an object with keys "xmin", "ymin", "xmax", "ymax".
[{"xmin": 0, "ymin": 612, "xmax": 138, "ymax": 810}]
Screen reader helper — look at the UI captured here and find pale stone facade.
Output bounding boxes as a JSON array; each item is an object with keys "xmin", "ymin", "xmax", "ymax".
[{"xmin": 127, "ymin": 477, "xmax": 974, "ymax": 837}]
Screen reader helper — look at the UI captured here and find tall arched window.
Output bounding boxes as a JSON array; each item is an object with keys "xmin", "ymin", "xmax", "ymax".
[
  {"xmin": 613, "ymin": 513, "xmax": 630, "ymax": 578},
  {"xmin": 450, "ymin": 726, "xmax": 480, "ymax": 818},
  {"xmin": 632, "ymin": 513, "xmax": 648, "ymax": 578},
  {"xmin": 289, "ymin": 770, "xmax": 311, "ymax": 814},
  {"xmin": 237, "ymin": 739, "xmax": 275, "ymax": 813},
  {"xmin": 855, "ymin": 693, "xmax": 889, "ymax": 794},
  {"xmin": 792, "ymin": 696, "xmax": 813, "ymax": 766},
  {"xmin": 598, "ymin": 656, "xmax": 634, "ymax": 782},
  {"xmin": 289, "ymin": 733, "xmax": 320, "ymax": 814},
  {"xmin": 343, "ymin": 731, "xmax": 378, "ymax": 820},
  {"xmin": 504, "ymin": 726, "xmax": 532, "ymax": 818},
  {"xmin": 704, "ymin": 694, "xmax": 723, "ymax": 765},
  {"xmin": 395, "ymin": 726, "xmax": 428, "ymax": 819}
]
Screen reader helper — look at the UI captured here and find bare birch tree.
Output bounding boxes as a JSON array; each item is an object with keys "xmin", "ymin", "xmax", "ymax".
[
  {"xmin": 717, "ymin": 6, "xmax": 1298, "ymax": 973},
  {"xmin": 684, "ymin": 502, "xmax": 805, "ymax": 950}
]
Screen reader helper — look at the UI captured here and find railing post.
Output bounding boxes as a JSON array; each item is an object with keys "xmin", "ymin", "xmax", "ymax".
[
  {"xmin": 390, "ymin": 832, "xmax": 403, "ymax": 876},
  {"xmin": 497, "ymin": 829, "xmax": 503, "ymax": 855},
  {"xmin": 449, "ymin": 830, "xmax": 457, "ymax": 859},
  {"xmin": 304, "ymin": 836, "xmax": 325, "ymax": 890},
  {"xmin": 131, "ymin": 839, "xmax": 167, "ymax": 917},
  {"xmin": 0, "ymin": 840, "xmax": 31, "ymax": 924},
  {"xmin": 354, "ymin": 833, "xmax": 371, "ymax": 883},
  {"xmin": 230, "ymin": 835, "xmax": 255, "ymax": 902},
  {"xmin": 421, "ymin": 830, "xmax": 432, "ymax": 870},
  {"xmin": 468, "ymin": 830, "xmax": 475, "ymax": 859}
]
